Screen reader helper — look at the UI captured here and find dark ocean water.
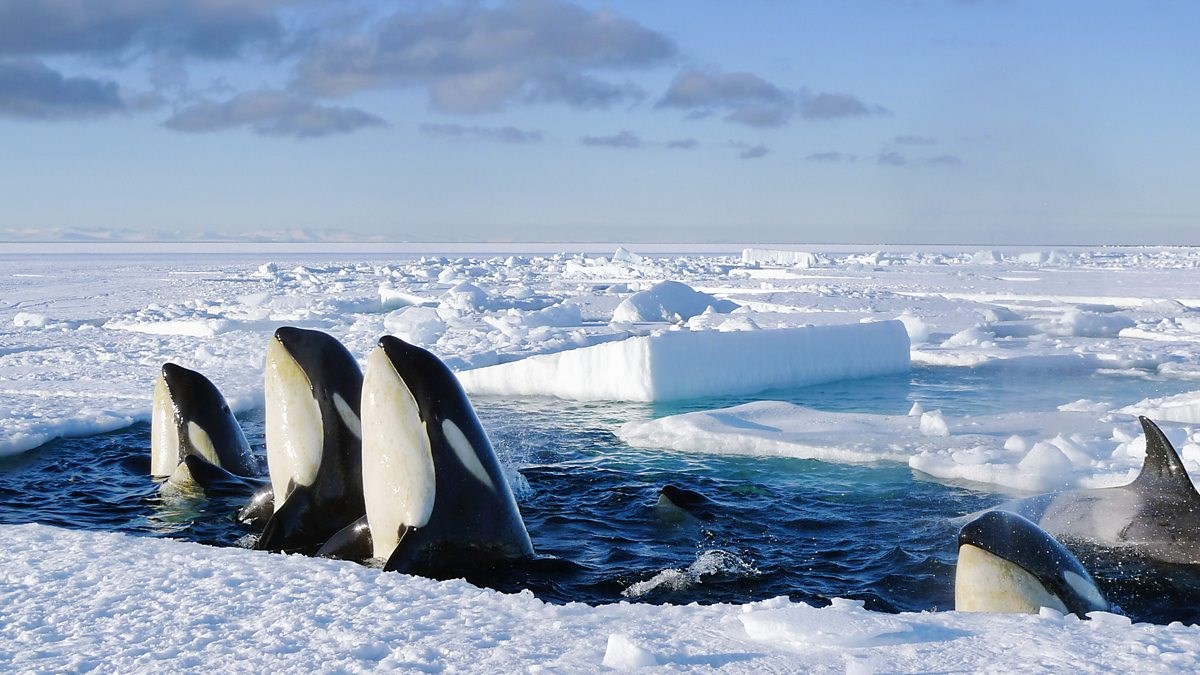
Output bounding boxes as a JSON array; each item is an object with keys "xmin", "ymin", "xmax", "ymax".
[{"xmin": 2, "ymin": 366, "xmax": 1198, "ymax": 623}]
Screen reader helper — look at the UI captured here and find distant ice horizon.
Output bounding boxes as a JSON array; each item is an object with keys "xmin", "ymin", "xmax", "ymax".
[{"xmin": 1, "ymin": 227, "xmax": 1197, "ymax": 250}]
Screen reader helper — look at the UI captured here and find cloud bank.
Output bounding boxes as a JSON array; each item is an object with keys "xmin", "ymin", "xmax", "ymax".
[
  {"xmin": 0, "ymin": 0, "xmax": 891, "ymax": 148},
  {"xmin": 658, "ymin": 67, "xmax": 887, "ymax": 127},
  {"xmin": 164, "ymin": 90, "xmax": 386, "ymax": 138},
  {"xmin": 581, "ymin": 130, "xmax": 642, "ymax": 148},
  {"xmin": 0, "ymin": 0, "xmax": 287, "ymax": 59},
  {"xmin": 0, "ymin": 59, "xmax": 124, "ymax": 120},
  {"xmin": 295, "ymin": 0, "xmax": 675, "ymax": 114},
  {"xmin": 420, "ymin": 123, "xmax": 544, "ymax": 144}
]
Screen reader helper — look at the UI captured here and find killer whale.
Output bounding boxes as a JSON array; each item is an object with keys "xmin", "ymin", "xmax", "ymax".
[
  {"xmin": 655, "ymin": 485, "xmax": 720, "ymax": 522},
  {"xmin": 319, "ymin": 335, "xmax": 533, "ymax": 575},
  {"xmin": 956, "ymin": 510, "xmax": 1110, "ymax": 616},
  {"xmin": 254, "ymin": 327, "xmax": 365, "ymax": 553},
  {"xmin": 1001, "ymin": 416, "xmax": 1200, "ymax": 565},
  {"xmin": 150, "ymin": 362, "xmax": 257, "ymax": 487}
]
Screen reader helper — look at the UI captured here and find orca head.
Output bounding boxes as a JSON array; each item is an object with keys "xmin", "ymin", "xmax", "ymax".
[
  {"xmin": 264, "ymin": 327, "xmax": 363, "ymax": 509},
  {"xmin": 955, "ymin": 510, "xmax": 1109, "ymax": 616},
  {"xmin": 656, "ymin": 485, "xmax": 719, "ymax": 521},
  {"xmin": 362, "ymin": 335, "xmax": 508, "ymax": 561},
  {"xmin": 151, "ymin": 362, "xmax": 252, "ymax": 479}
]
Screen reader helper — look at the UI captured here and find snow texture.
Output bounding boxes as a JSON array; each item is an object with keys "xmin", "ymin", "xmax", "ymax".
[
  {"xmin": 610, "ymin": 280, "xmax": 739, "ymax": 323},
  {"xmin": 2, "ymin": 522, "xmax": 1198, "ymax": 673}
]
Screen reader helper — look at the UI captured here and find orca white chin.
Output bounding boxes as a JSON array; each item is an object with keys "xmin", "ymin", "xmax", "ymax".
[
  {"xmin": 264, "ymin": 336, "xmax": 324, "ymax": 509},
  {"xmin": 955, "ymin": 544, "xmax": 1068, "ymax": 614},
  {"xmin": 361, "ymin": 345, "xmax": 436, "ymax": 560},
  {"xmin": 150, "ymin": 373, "xmax": 180, "ymax": 479}
]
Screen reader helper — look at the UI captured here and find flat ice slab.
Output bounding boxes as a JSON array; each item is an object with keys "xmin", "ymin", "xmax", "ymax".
[{"xmin": 457, "ymin": 320, "xmax": 911, "ymax": 402}]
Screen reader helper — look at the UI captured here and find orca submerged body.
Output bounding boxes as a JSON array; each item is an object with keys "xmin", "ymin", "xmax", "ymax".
[{"xmin": 1002, "ymin": 417, "xmax": 1200, "ymax": 565}]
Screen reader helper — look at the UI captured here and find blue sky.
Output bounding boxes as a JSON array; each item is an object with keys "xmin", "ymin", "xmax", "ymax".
[{"xmin": 0, "ymin": 1, "xmax": 1196, "ymax": 244}]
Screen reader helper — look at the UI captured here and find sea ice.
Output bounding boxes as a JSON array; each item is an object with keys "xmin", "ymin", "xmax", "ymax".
[
  {"xmin": 619, "ymin": 401, "xmax": 1197, "ymax": 492},
  {"xmin": 457, "ymin": 321, "xmax": 911, "ymax": 402},
  {"xmin": 3, "ymin": 522, "xmax": 1199, "ymax": 672},
  {"xmin": 741, "ymin": 248, "xmax": 822, "ymax": 268},
  {"xmin": 610, "ymin": 279, "xmax": 738, "ymax": 323}
]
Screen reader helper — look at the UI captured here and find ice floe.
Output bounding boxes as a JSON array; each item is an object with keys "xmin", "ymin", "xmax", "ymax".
[
  {"xmin": 620, "ymin": 401, "xmax": 1200, "ymax": 493},
  {"xmin": 457, "ymin": 321, "xmax": 910, "ymax": 402}
]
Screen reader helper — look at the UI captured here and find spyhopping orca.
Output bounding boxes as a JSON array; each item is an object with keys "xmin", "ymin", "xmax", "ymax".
[
  {"xmin": 956, "ymin": 510, "xmax": 1110, "ymax": 616},
  {"xmin": 1002, "ymin": 416, "xmax": 1200, "ymax": 565},
  {"xmin": 319, "ymin": 335, "xmax": 533, "ymax": 575},
  {"xmin": 254, "ymin": 327, "xmax": 365, "ymax": 553},
  {"xmin": 151, "ymin": 363, "xmax": 257, "ymax": 488}
]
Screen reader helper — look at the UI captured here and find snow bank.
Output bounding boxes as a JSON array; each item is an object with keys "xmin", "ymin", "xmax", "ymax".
[
  {"xmin": 383, "ymin": 306, "xmax": 447, "ymax": 345},
  {"xmin": 0, "ymin": 409, "xmax": 140, "ymax": 457},
  {"xmin": 971, "ymin": 250, "xmax": 1002, "ymax": 264},
  {"xmin": 1042, "ymin": 310, "xmax": 1135, "ymax": 338},
  {"xmin": 619, "ymin": 401, "xmax": 917, "ymax": 464},
  {"xmin": 741, "ymin": 248, "xmax": 822, "ymax": 268},
  {"xmin": 611, "ymin": 280, "xmax": 738, "ymax": 323},
  {"xmin": 458, "ymin": 321, "xmax": 911, "ymax": 402},
  {"xmin": 3, "ymin": 523, "xmax": 1197, "ymax": 673},
  {"xmin": 895, "ymin": 311, "xmax": 931, "ymax": 344},
  {"xmin": 6, "ymin": 245, "xmax": 1200, "ymax": 458},
  {"xmin": 104, "ymin": 317, "xmax": 232, "ymax": 337},
  {"xmin": 1018, "ymin": 250, "xmax": 1070, "ymax": 265},
  {"xmin": 378, "ymin": 283, "xmax": 431, "ymax": 311},
  {"xmin": 619, "ymin": 401, "xmax": 1200, "ymax": 492},
  {"xmin": 1121, "ymin": 390, "xmax": 1200, "ymax": 424}
]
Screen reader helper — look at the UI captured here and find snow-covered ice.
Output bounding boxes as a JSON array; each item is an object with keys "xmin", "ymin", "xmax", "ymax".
[
  {"xmin": 5, "ymin": 243, "xmax": 1200, "ymax": 669},
  {"xmin": 5, "ymin": 244, "xmax": 1200, "ymax": 459},
  {"xmin": 619, "ymin": 401, "xmax": 1200, "ymax": 493},
  {"xmin": 3, "ymin": 522, "xmax": 1199, "ymax": 673},
  {"xmin": 457, "ymin": 321, "xmax": 910, "ymax": 402},
  {"xmin": 610, "ymin": 279, "xmax": 739, "ymax": 323}
]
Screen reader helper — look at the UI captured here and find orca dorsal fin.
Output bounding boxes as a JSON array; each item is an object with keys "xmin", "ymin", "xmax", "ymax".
[{"xmin": 1133, "ymin": 417, "xmax": 1198, "ymax": 496}]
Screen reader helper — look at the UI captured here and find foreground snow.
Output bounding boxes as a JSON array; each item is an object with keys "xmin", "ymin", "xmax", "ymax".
[{"xmin": 1, "ymin": 523, "xmax": 1196, "ymax": 673}]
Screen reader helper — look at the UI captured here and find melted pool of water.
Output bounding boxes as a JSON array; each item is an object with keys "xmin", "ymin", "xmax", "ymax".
[{"xmin": 1, "ymin": 366, "xmax": 1197, "ymax": 623}]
